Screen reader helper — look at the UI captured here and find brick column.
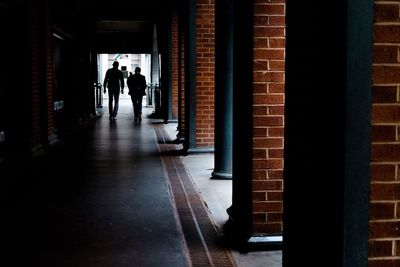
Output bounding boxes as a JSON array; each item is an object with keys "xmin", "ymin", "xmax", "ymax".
[
  {"xmin": 30, "ymin": 0, "xmax": 54, "ymax": 150},
  {"xmin": 177, "ymin": 16, "xmax": 185, "ymax": 140},
  {"xmin": 369, "ymin": 2, "xmax": 400, "ymax": 266},
  {"xmin": 252, "ymin": 0, "xmax": 285, "ymax": 235},
  {"xmin": 172, "ymin": 11, "xmax": 179, "ymax": 120},
  {"xmin": 30, "ymin": 0, "xmax": 41, "ymax": 149},
  {"xmin": 195, "ymin": 0, "xmax": 215, "ymax": 148}
]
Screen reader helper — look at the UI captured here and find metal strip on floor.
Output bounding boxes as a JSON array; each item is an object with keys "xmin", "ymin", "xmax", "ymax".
[{"xmin": 155, "ymin": 125, "xmax": 236, "ymax": 267}]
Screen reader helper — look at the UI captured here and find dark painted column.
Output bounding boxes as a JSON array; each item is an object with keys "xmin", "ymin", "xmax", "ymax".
[
  {"xmin": 150, "ymin": 23, "xmax": 160, "ymax": 109},
  {"xmin": 224, "ymin": 0, "xmax": 253, "ymax": 249},
  {"xmin": 343, "ymin": 0, "xmax": 373, "ymax": 266},
  {"xmin": 283, "ymin": 1, "xmax": 372, "ymax": 266},
  {"xmin": 151, "ymin": 23, "xmax": 160, "ymax": 88},
  {"xmin": 212, "ymin": 0, "xmax": 233, "ymax": 180},
  {"xmin": 90, "ymin": 46, "xmax": 98, "ymax": 117},
  {"xmin": 183, "ymin": 0, "xmax": 196, "ymax": 152}
]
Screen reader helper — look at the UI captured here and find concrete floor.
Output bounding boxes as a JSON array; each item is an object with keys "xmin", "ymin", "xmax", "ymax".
[
  {"xmin": 2, "ymin": 98, "xmax": 188, "ymax": 267},
  {"xmin": 104, "ymin": 96, "xmax": 282, "ymax": 266},
  {"xmin": 162, "ymin": 115, "xmax": 282, "ymax": 267},
  {"xmin": 1, "ymin": 96, "xmax": 282, "ymax": 266}
]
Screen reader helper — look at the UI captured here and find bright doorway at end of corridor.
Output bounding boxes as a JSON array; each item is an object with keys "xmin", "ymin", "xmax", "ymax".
[{"xmin": 97, "ymin": 53, "xmax": 151, "ymax": 101}]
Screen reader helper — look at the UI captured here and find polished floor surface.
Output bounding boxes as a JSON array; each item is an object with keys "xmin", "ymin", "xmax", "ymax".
[
  {"xmin": 1, "ymin": 97, "xmax": 282, "ymax": 267},
  {"xmin": 2, "ymin": 100, "xmax": 188, "ymax": 266}
]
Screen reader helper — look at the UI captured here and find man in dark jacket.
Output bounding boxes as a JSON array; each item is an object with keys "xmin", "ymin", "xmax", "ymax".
[
  {"xmin": 103, "ymin": 61, "xmax": 124, "ymax": 120},
  {"xmin": 127, "ymin": 67, "xmax": 147, "ymax": 121}
]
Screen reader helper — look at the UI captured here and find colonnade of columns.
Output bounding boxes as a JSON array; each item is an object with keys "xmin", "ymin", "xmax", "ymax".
[{"xmin": 153, "ymin": 0, "xmax": 373, "ymax": 265}]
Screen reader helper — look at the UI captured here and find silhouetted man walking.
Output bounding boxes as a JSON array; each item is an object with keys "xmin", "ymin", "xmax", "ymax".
[
  {"xmin": 103, "ymin": 61, "xmax": 124, "ymax": 120},
  {"xmin": 127, "ymin": 67, "xmax": 147, "ymax": 121}
]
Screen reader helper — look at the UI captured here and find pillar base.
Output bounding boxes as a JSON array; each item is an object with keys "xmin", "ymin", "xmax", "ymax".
[
  {"xmin": 221, "ymin": 206, "xmax": 251, "ymax": 252},
  {"xmin": 171, "ymin": 137, "xmax": 184, "ymax": 144},
  {"xmin": 211, "ymin": 170, "xmax": 232, "ymax": 179},
  {"xmin": 247, "ymin": 235, "xmax": 283, "ymax": 251},
  {"xmin": 222, "ymin": 206, "xmax": 282, "ymax": 252},
  {"xmin": 185, "ymin": 147, "xmax": 214, "ymax": 154}
]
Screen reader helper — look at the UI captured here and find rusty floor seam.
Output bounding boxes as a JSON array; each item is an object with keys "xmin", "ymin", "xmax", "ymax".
[{"xmin": 155, "ymin": 125, "xmax": 236, "ymax": 267}]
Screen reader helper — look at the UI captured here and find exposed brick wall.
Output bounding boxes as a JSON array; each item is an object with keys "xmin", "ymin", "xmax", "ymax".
[
  {"xmin": 30, "ymin": 0, "xmax": 54, "ymax": 149},
  {"xmin": 172, "ymin": 11, "xmax": 179, "ymax": 119},
  {"xmin": 44, "ymin": 2, "xmax": 54, "ymax": 139},
  {"xmin": 195, "ymin": 0, "xmax": 215, "ymax": 147},
  {"xmin": 179, "ymin": 26, "xmax": 186, "ymax": 134},
  {"xmin": 369, "ymin": 1, "xmax": 400, "ymax": 265},
  {"xmin": 252, "ymin": 0, "xmax": 285, "ymax": 235},
  {"xmin": 30, "ymin": 0, "xmax": 41, "ymax": 148}
]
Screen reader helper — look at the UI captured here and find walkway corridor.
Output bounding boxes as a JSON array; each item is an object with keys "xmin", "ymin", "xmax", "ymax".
[
  {"xmin": 2, "ymin": 99, "xmax": 190, "ymax": 266},
  {"xmin": 1, "ymin": 98, "xmax": 234, "ymax": 267},
  {"xmin": 1, "ymin": 98, "xmax": 281, "ymax": 266}
]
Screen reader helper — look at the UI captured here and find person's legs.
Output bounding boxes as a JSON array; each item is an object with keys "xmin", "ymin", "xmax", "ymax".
[
  {"xmin": 130, "ymin": 95, "xmax": 136, "ymax": 118},
  {"xmin": 108, "ymin": 91, "xmax": 114, "ymax": 119},
  {"xmin": 133, "ymin": 96, "xmax": 140, "ymax": 120},
  {"xmin": 138, "ymin": 96, "xmax": 143, "ymax": 121},
  {"xmin": 113, "ymin": 91, "xmax": 120, "ymax": 118}
]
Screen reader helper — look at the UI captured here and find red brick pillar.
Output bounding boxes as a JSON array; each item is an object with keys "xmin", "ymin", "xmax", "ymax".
[
  {"xmin": 43, "ymin": 0, "xmax": 54, "ymax": 143},
  {"xmin": 172, "ymin": 11, "xmax": 179, "ymax": 120},
  {"xmin": 30, "ymin": 0, "xmax": 41, "ymax": 149},
  {"xmin": 195, "ymin": 0, "xmax": 215, "ymax": 148},
  {"xmin": 252, "ymin": 0, "xmax": 285, "ymax": 235},
  {"xmin": 369, "ymin": 2, "xmax": 400, "ymax": 265},
  {"xmin": 178, "ymin": 15, "xmax": 186, "ymax": 138},
  {"xmin": 30, "ymin": 0, "xmax": 54, "ymax": 150}
]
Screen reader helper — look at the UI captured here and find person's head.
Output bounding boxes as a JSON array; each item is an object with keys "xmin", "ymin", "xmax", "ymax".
[
  {"xmin": 135, "ymin": 67, "xmax": 141, "ymax": 74},
  {"xmin": 112, "ymin": 61, "xmax": 119, "ymax": 68}
]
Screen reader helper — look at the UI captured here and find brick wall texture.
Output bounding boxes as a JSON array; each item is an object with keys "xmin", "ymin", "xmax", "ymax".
[
  {"xmin": 252, "ymin": 0, "xmax": 286, "ymax": 235},
  {"xmin": 172, "ymin": 11, "xmax": 179, "ymax": 120},
  {"xmin": 180, "ymin": 24, "xmax": 185, "ymax": 134},
  {"xmin": 30, "ymin": 0, "xmax": 41, "ymax": 148},
  {"xmin": 195, "ymin": 0, "xmax": 215, "ymax": 147},
  {"xmin": 44, "ymin": 2, "xmax": 54, "ymax": 139},
  {"xmin": 369, "ymin": 1, "xmax": 400, "ymax": 266},
  {"xmin": 30, "ymin": 0, "xmax": 54, "ymax": 149}
]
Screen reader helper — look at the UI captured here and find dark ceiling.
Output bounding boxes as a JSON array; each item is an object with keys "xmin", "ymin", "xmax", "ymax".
[
  {"xmin": 54, "ymin": 0, "xmax": 174, "ymax": 24},
  {"xmin": 52, "ymin": 0, "xmax": 175, "ymax": 53}
]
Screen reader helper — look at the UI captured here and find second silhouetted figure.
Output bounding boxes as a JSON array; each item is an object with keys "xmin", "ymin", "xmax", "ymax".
[{"xmin": 127, "ymin": 67, "xmax": 147, "ymax": 121}]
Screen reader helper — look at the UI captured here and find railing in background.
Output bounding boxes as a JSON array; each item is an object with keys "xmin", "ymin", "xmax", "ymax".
[
  {"xmin": 147, "ymin": 83, "xmax": 158, "ymax": 107},
  {"xmin": 154, "ymin": 85, "xmax": 160, "ymax": 113},
  {"xmin": 146, "ymin": 83, "xmax": 162, "ymax": 117},
  {"xmin": 94, "ymin": 82, "xmax": 103, "ymax": 108}
]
